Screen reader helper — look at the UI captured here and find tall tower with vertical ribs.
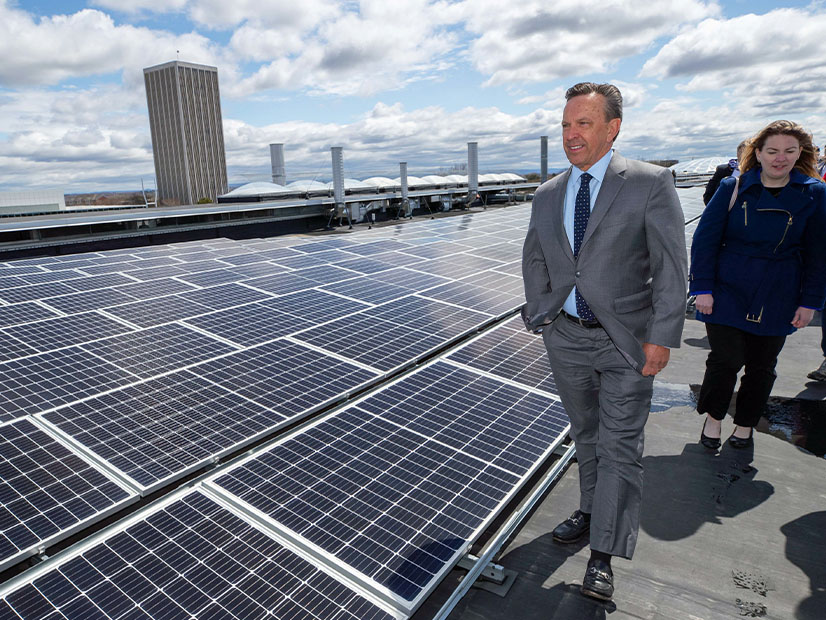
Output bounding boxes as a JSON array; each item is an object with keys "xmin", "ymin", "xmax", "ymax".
[{"xmin": 143, "ymin": 60, "xmax": 228, "ymax": 206}]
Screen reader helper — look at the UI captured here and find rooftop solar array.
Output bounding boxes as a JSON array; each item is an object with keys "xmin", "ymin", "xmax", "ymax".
[{"xmin": 0, "ymin": 193, "xmax": 696, "ymax": 618}]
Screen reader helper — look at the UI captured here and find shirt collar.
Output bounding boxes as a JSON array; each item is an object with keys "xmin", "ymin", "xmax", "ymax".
[{"xmin": 571, "ymin": 148, "xmax": 614, "ymax": 185}]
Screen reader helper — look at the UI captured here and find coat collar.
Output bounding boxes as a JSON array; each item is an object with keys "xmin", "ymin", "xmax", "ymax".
[{"xmin": 739, "ymin": 166, "xmax": 820, "ymax": 193}]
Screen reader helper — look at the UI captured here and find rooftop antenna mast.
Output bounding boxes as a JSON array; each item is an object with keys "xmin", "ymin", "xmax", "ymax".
[{"xmin": 141, "ymin": 178, "xmax": 157, "ymax": 208}]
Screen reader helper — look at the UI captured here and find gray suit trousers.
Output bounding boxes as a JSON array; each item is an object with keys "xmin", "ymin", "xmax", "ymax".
[{"xmin": 544, "ymin": 317, "xmax": 653, "ymax": 560}]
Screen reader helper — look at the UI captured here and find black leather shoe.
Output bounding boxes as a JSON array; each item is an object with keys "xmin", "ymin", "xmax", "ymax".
[
  {"xmin": 700, "ymin": 418, "xmax": 721, "ymax": 450},
  {"xmin": 552, "ymin": 510, "xmax": 590, "ymax": 543},
  {"xmin": 728, "ymin": 427, "xmax": 754, "ymax": 449},
  {"xmin": 581, "ymin": 558, "xmax": 614, "ymax": 600}
]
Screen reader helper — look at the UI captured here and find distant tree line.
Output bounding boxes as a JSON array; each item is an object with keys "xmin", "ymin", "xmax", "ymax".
[{"xmin": 65, "ymin": 191, "xmax": 155, "ymax": 206}]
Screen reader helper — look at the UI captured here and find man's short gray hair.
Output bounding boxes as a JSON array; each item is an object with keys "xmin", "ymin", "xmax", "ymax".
[{"xmin": 565, "ymin": 82, "xmax": 623, "ymax": 123}]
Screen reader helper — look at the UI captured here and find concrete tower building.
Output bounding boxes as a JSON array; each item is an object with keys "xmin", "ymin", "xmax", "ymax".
[{"xmin": 143, "ymin": 60, "xmax": 228, "ymax": 206}]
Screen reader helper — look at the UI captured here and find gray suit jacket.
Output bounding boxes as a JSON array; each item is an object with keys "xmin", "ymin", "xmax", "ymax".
[{"xmin": 522, "ymin": 152, "xmax": 687, "ymax": 371}]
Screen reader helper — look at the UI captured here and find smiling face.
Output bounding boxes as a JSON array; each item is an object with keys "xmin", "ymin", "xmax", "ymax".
[
  {"xmin": 561, "ymin": 94, "xmax": 621, "ymax": 171},
  {"xmin": 756, "ymin": 133, "xmax": 801, "ymax": 186}
]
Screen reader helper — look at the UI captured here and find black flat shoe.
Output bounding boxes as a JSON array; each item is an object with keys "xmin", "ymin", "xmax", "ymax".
[
  {"xmin": 700, "ymin": 419, "xmax": 721, "ymax": 450},
  {"xmin": 552, "ymin": 510, "xmax": 590, "ymax": 543},
  {"xmin": 581, "ymin": 558, "xmax": 614, "ymax": 600},
  {"xmin": 728, "ymin": 427, "xmax": 754, "ymax": 449}
]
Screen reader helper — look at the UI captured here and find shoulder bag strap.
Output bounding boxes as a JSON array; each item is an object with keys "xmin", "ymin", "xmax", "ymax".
[{"xmin": 728, "ymin": 175, "xmax": 741, "ymax": 211}]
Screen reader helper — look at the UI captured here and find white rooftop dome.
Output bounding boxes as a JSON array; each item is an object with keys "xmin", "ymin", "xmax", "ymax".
[
  {"xmin": 361, "ymin": 177, "xmax": 398, "ymax": 189},
  {"xmin": 325, "ymin": 178, "xmax": 375, "ymax": 192},
  {"xmin": 287, "ymin": 180, "xmax": 329, "ymax": 192},
  {"xmin": 669, "ymin": 157, "xmax": 730, "ymax": 175},
  {"xmin": 499, "ymin": 173, "xmax": 526, "ymax": 182},
  {"xmin": 223, "ymin": 182, "xmax": 286, "ymax": 197},
  {"xmin": 393, "ymin": 176, "xmax": 432, "ymax": 188}
]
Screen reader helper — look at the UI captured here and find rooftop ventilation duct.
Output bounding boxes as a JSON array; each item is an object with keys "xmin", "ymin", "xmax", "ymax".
[{"xmin": 270, "ymin": 143, "xmax": 286, "ymax": 185}]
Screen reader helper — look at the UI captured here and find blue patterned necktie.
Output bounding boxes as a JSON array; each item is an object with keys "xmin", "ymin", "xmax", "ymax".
[{"xmin": 573, "ymin": 172, "xmax": 596, "ymax": 321}]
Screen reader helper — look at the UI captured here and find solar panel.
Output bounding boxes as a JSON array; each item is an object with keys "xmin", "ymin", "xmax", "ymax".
[
  {"xmin": 340, "ymin": 240, "xmax": 413, "ymax": 256},
  {"xmin": 0, "ymin": 264, "xmax": 51, "ymax": 275},
  {"xmin": 406, "ymin": 254, "xmax": 504, "ymax": 280},
  {"xmin": 63, "ymin": 273, "xmax": 137, "ymax": 293},
  {"xmin": 0, "ymin": 282, "xmax": 77, "ymax": 305},
  {"xmin": 0, "ymin": 275, "xmax": 27, "ymax": 289},
  {"xmin": 0, "ymin": 490, "xmax": 399, "ymax": 620},
  {"xmin": 370, "ymin": 268, "xmax": 450, "ymax": 293},
  {"xmin": 294, "ymin": 237, "xmax": 358, "ymax": 253},
  {"xmin": 293, "ymin": 295, "xmax": 491, "ymax": 372},
  {"xmin": 0, "ymin": 418, "xmax": 135, "ymax": 572},
  {"xmin": 178, "ymin": 282, "xmax": 272, "ymax": 310},
  {"xmin": 0, "ymin": 347, "xmax": 138, "ymax": 422},
  {"xmin": 491, "ymin": 259, "xmax": 522, "ymax": 277},
  {"xmin": 175, "ymin": 268, "xmax": 248, "ymax": 288},
  {"xmin": 273, "ymin": 249, "xmax": 357, "ymax": 270},
  {"xmin": 399, "ymin": 241, "xmax": 470, "ymax": 259},
  {"xmin": 210, "ymin": 360, "xmax": 567, "ymax": 613},
  {"xmin": 19, "ymin": 271, "xmax": 82, "ymax": 285},
  {"xmin": 261, "ymin": 289, "xmax": 372, "ymax": 323},
  {"xmin": 0, "ymin": 334, "xmax": 39, "ymax": 364},
  {"xmin": 101, "ymin": 295, "xmax": 213, "ymax": 328},
  {"xmin": 0, "ymin": 303, "xmax": 59, "ymax": 329},
  {"xmin": 191, "ymin": 339, "xmax": 379, "ymax": 415},
  {"xmin": 3, "ymin": 312, "xmax": 135, "ymax": 352},
  {"xmin": 41, "ymin": 289, "xmax": 137, "ymax": 314},
  {"xmin": 365, "ymin": 251, "xmax": 426, "ymax": 268},
  {"xmin": 81, "ymin": 323, "xmax": 239, "ymax": 379},
  {"xmin": 41, "ymin": 372, "xmax": 279, "ymax": 492},
  {"xmin": 121, "ymin": 265, "xmax": 188, "ymax": 281},
  {"xmin": 291, "ymin": 264, "xmax": 362, "ymax": 285},
  {"xmin": 292, "ymin": 321, "xmax": 429, "ymax": 373},
  {"xmin": 419, "ymin": 276, "xmax": 523, "ymax": 316},
  {"xmin": 226, "ymin": 261, "xmax": 287, "ymax": 279},
  {"xmin": 112, "ymin": 278, "xmax": 196, "ymax": 300},
  {"xmin": 334, "ymin": 257, "xmax": 397, "ymax": 275},
  {"xmin": 184, "ymin": 301, "xmax": 313, "ymax": 347},
  {"xmin": 243, "ymin": 272, "xmax": 319, "ymax": 296},
  {"xmin": 320, "ymin": 277, "xmax": 413, "ymax": 305},
  {"xmin": 172, "ymin": 259, "xmax": 232, "ymax": 273},
  {"xmin": 465, "ymin": 242, "xmax": 521, "ymax": 263},
  {"xmin": 446, "ymin": 316, "xmax": 556, "ymax": 394}
]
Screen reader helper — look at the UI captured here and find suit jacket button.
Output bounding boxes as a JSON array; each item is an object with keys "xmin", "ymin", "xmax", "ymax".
[{"xmin": 575, "ymin": 271, "xmax": 581, "ymax": 277}]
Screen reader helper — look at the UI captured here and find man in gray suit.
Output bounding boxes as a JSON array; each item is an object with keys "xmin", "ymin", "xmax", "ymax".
[{"xmin": 522, "ymin": 82, "xmax": 687, "ymax": 600}]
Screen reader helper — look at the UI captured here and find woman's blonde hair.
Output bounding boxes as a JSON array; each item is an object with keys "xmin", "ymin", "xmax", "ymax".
[{"xmin": 740, "ymin": 120, "xmax": 820, "ymax": 179}]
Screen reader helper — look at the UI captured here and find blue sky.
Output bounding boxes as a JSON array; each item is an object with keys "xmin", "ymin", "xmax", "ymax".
[{"xmin": 1, "ymin": 0, "xmax": 825, "ymax": 192}]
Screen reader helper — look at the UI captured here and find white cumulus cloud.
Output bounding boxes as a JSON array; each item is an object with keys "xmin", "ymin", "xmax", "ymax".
[{"xmin": 458, "ymin": 0, "xmax": 719, "ymax": 86}]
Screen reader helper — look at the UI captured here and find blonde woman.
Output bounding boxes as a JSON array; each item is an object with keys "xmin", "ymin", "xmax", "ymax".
[{"xmin": 690, "ymin": 120, "xmax": 826, "ymax": 449}]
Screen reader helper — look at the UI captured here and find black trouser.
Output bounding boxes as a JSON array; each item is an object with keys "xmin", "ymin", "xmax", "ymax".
[{"xmin": 697, "ymin": 323, "xmax": 786, "ymax": 427}]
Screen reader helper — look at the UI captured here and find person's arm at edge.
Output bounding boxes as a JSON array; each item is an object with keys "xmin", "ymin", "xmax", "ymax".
[
  {"xmin": 521, "ymin": 197, "xmax": 555, "ymax": 332},
  {"xmin": 642, "ymin": 166, "xmax": 689, "ymax": 375},
  {"xmin": 794, "ymin": 183, "xmax": 826, "ymax": 328},
  {"xmin": 689, "ymin": 175, "xmax": 737, "ymax": 298},
  {"xmin": 703, "ymin": 165, "xmax": 727, "ymax": 206}
]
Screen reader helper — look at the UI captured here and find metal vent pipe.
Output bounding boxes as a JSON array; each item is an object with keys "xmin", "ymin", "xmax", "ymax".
[
  {"xmin": 467, "ymin": 142, "xmax": 479, "ymax": 196},
  {"xmin": 400, "ymin": 162, "xmax": 409, "ymax": 201},
  {"xmin": 400, "ymin": 162, "xmax": 410, "ymax": 217},
  {"xmin": 331, "ymin": 146, "xmax": 345, "ymax": 206},
  {"xmin": 270, "ymin": 144, "xmax": 286, "ymax": 185},
  {"xmin": 540, "ymin": 136, "xmax": 548, "ymax": 183}
]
